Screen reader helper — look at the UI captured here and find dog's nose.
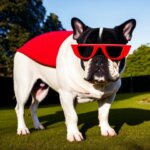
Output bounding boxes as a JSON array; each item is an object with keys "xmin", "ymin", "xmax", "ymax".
[{"xmin": 93, "ymin": 55, "xmax": 107, "ymax": 66}]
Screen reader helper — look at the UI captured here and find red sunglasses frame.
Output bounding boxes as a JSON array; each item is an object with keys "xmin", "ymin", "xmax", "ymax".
[{"xmin": 71, "ymin": 44, "xmax": 131, "ymax": 60}]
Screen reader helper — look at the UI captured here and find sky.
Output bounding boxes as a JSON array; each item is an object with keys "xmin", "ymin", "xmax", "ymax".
[{"xmin": 43, "ymin": 0, "xmax": 150, "ymax": 53}]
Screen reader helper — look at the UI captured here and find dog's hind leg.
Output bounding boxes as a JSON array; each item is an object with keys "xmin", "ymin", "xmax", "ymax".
[
  {"xmin": 14, "ymin": 53, "xmax": 38, "ymax": 135},
  {"xmin": 30, "ymin": 80, "xmax": 49, "ymax": 130},
  {"xmin": 14, "ymin": 80, "xmax": 33, "ymax": 135}
]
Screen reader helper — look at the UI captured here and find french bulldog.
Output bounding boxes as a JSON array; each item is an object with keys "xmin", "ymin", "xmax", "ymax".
[{"xmin": 14, "ymin": 17, "xmax": 136, "ymax": 142}]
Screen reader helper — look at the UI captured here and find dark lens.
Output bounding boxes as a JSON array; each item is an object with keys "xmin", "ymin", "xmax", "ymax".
[
  {"xmin": 106, "ymin": 46, "xmax": 122, "ymax": 58},
  {"xmin": 78, "ymin": 46, "xmax": 93, "ymax": 58}
]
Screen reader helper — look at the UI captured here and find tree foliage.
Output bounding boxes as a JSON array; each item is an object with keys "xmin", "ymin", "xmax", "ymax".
[
  {"xmin": 122, "ymin": 44, "xmax": 150, "ymax": 77},
  {"xmin": 0, "ymin": 0, "xmax": 65, "ymax": 76},
  {"xmin": 43, "ymin": 13, "xmax": 65, "ymax": 32}
]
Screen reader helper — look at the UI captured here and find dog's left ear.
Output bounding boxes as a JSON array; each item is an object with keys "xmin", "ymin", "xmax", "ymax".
[
  {"xmin": 115, "ymin": 19, "xmax": 136, "ymax": 41},
  {"xmin": 71, "ymin": 17, "xmax": 88, "ymax": 39}
]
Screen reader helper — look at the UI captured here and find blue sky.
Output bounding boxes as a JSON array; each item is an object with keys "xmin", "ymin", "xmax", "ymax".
[{"xmin": 43, "ymin": 0, "xmax": 150, "ymax": 53}]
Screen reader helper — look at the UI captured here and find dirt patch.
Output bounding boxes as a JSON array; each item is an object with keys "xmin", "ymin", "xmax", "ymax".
[{"xmin": 140, "ymin": 98, "xmax": 150, "ymax": 104}]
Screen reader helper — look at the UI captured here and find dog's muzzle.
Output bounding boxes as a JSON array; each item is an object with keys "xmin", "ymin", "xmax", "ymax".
[{"xmin": 84, "ymin": 55, "xmax": 119, "ymax": 83}]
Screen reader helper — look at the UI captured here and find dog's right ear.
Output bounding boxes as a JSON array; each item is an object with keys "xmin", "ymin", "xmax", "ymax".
[{"xmin": 71, "ymin": 17, "xmax": 88, "ymax": 40}]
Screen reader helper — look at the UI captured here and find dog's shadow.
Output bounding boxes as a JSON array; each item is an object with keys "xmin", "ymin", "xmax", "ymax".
[{"xmin": 37, "ymin": 108, "xmax": 150, "ymax": 138}]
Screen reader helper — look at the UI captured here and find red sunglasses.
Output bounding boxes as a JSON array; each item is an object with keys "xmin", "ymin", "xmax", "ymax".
[{"xmin": 71, "ymin": 44, "xmax": 131, "ymax": 60}]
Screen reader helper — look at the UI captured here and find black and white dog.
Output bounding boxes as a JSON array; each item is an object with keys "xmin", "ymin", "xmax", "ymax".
[{"xmin": 14, "ymin": 18, "xmax": 136, "ymax": 142}]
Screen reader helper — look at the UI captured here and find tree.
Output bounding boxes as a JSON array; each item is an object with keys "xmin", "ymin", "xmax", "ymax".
[
  {"xmin": 122, "ymin": 44, "xmax": 150, "ymax": 77},
  {"xmin": 43, "ymin": 13, "xmax": 65, "ymax": 32},
  {"xmin": 0, "ymin": 0, "xmax": 65, "ymax": 77}
]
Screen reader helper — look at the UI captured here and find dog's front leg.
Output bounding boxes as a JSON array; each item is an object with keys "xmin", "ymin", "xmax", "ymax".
[
  {"xmin": 98, "ymin": 94, "xmax": 117, "ymax": 136},
  {"xmin": 59, "ymin": 90, "xmax": 84, "ymax": 142}
]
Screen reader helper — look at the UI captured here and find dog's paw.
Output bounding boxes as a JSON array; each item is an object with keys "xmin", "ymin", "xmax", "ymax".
[
  {"xmin": 34, "ymin": 124, "xmax": 45, "ymax": 130},
  {"xmin": 67, "ymin": 131, "xmax": 84, "ymax": 142},
  {"xmin": 17, "ymin": 127, "xmax": 30, "ymax": 135},
  {"xmin": 101, "ymin": 126, "xmax": 117, "ymax": 136}
]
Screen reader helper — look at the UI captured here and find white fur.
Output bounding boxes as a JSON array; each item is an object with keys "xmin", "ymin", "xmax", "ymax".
[
  {"xmin": 99, "ymin": 28, "xmax": 103, "ymax": 38},
  {"xmin": 14, "ymin": 34, "xmax": 121, "ymax": 141}
]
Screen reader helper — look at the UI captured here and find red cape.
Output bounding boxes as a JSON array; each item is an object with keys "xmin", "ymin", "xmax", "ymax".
[{"xmin": 18, "ymin": 31, "xmax": 73, "ymax": 67}]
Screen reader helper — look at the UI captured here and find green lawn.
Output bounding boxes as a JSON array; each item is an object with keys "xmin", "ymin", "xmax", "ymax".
[{"xmin": 0, "ymin": 93, "xmax": 150, "ymax": 150}]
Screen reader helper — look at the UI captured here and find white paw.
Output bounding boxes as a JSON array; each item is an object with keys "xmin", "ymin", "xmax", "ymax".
[
  {"xmin": 101, "ymin": 126, "xmax": 117, "ymax": 136},
  {"xmin": 67, "ymin": 131, "xmax": 84, "ymax": 142},
  {"xmin": 17, "ymin": 127, "xmax": 30, "ymax": 135},
  {"xmin": 34, "ymin": 124, "xmax": 45, "ymax": 130}
]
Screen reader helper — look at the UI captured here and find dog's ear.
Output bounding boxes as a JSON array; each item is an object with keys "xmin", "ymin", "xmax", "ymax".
[
  {"xmin": 115, "ymin": 19, "xmax": 136, "ymax": 41},
  {"xmin": 71, "ymin": 17, "xmax": 88, "ymax": 39}
]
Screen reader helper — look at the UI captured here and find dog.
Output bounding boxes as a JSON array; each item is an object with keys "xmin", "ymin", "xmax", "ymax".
[{"xmin": 14, "ymin": 17, "xmax": 136, "ymax": 142}]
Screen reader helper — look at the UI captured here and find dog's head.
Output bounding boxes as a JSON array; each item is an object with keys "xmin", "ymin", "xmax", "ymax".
[{"xmin": 71, "ymin": 18, "xmax": 136, "ymax": 84}]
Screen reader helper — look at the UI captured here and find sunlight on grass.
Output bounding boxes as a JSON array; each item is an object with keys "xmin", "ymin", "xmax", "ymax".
[{"xmin": 0, "ymin": 93, "xmax": 150, "ymax": 150}]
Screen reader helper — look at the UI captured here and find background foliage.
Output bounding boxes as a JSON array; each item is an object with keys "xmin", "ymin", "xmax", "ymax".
[
  {"xmin": 122, "ymin": 44, "xmax": 150, "ymax": 77},
  {"xmin": 0, "ymin": 0, "xmax": 64, "ymax": 77}
]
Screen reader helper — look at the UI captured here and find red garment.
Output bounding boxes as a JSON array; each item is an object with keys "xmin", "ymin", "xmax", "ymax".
[{"xmin": 18, "ymin": 31, "xmax": 73, "ymax": 67}]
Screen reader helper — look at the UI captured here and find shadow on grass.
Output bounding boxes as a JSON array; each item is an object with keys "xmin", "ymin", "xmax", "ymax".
[
  {"xmin": 37, "ymin": 108, "xmax": 150, "ymax": 138},
  {"xmin": 110, "ymin": 108, "xmax": 150, "ymax": 134}
]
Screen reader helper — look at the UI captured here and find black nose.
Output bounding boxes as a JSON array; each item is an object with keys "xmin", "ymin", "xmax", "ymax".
[{"xmin": 92, "ymin": 55, "xmax": 107, "ymax": 66}]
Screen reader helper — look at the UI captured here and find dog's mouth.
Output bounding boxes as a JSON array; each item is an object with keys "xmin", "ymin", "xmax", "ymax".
[{"xmin": 84, "ymin": 75, "xmax": 119, "ymax": 84}]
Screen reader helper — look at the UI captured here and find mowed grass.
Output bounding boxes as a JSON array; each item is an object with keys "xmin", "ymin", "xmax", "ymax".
[{"xmin": 0, "ymin": 93, "xmax": 150, "ymax": 150}]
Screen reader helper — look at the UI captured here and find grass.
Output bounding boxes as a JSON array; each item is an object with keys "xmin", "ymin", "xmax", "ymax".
[{"xmin": 0, "ymin": 92, "xmax": 150, "ymax": 150}]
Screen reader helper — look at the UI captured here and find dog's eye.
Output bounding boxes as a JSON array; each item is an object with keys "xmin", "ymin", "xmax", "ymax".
[
  {"xmin": 78, "ymin": 46, "xmax": 93, "ymax": 57},
  {"xmin": 106, "ymin": 46, "xmax": 122, "ymax": 58}
]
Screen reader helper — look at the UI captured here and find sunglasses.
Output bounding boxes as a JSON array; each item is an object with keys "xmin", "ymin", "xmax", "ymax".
[{"xmin": 71, "ymin": 44, "xmax": 131, "ymax": 60}]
